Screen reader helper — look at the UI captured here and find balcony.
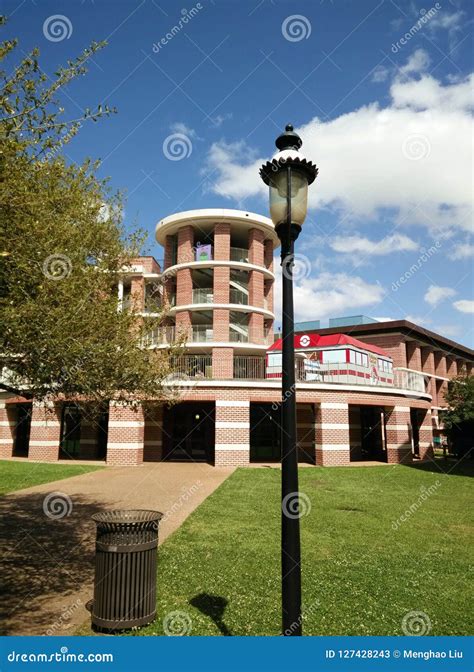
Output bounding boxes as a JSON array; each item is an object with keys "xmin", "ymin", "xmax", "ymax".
[
  {"xmin": 192, "ymin": 288, "xmax": 214, "ymax": 304},
  {"xmin": 229, "ymin": 287, "xmax": 248, "ymax": 305},
  {"xmin": 191, "ymin": 326, "xmax": 214, "ymax": 342},
  {"xmin": 230, "ymin": 247, "xmax": 249, "ymax": 263}
]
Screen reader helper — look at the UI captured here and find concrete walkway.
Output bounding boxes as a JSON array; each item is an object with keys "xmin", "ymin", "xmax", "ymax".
[{"xmin": 0, "ymin": 462, "xmax": 234, "ymax": 635}]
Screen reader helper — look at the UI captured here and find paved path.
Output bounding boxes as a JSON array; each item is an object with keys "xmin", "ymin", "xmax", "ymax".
[{"xmin": 0, "ymin": 463, "xmax": 234, "ymax": 635}]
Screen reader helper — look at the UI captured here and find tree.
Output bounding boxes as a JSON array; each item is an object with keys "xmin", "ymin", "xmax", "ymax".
[
  {"xmin": 0, "ymin": 18, "xmax": 177, "ymax": 405},
  {"xmin": 442, "ymin": 374, "xmax": 474, "ymax": 458}
]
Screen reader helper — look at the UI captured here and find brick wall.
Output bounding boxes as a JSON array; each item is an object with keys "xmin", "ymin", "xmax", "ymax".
[
  {"xmin": 385, "ymin": 406, "xmax": 413, "ymax": 464},
  {"xmin": 214, "ymin": 222, "xmax": 230, "ymax": 260},
  {"xmin": 212, "ymin": 347, "xmax": 233, "ymax": 379},
  {"xmin": 29, "ymin": 403, "xmax": 62, "ymax": 462},
  {"xmin": 106, "ymin": 403, "xmax": 145, "ymax": 466},
  {"xmin": 0, "ymin": 401, "xmax": 16, "ymax": 458},
  {"xmin": 406, "ymin": 341, "xmax": 422, "ymax": 371},
  {"xmin": 315, "ymin": 402, "xmax": 351, "ymax": 466},
  {"xmin": 248, "ymin": 228, "xmax": 264, "ymax": 266},
  {"xmin": 214, "ymin": 400, "xmax": 250, "ymax": 466},
  {"xmin": 356, "ymin": 334, "xmax": 407, "ymax": 368}
]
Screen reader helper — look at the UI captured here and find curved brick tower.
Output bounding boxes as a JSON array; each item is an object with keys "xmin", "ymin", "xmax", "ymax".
[{"xmin": 155, "ymin": 208, "xmax": 278, "ymax": 378}]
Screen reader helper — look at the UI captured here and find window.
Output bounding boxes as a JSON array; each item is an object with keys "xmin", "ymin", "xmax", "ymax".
[
  {"xmin": 349, "ymin": 350, "xmax": 356, "ymax": 363},
  {"xmin": 378, "ymin": 358, "xmax": 393, "ymax": 373},
  {"xmin": 323, "ymin": 349, "xmax": 345, "ymax": 363}
]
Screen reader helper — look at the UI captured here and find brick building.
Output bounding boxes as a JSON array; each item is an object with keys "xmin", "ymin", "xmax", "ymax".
[{"xmin": 1, "ymin": 209, "xmax": 473, "ymax": 468}]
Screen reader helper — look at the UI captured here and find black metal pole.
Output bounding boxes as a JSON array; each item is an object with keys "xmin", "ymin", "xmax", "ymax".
[{"xmin": 279, "ymin": 165, "xmax": 302, "ymax": 636}]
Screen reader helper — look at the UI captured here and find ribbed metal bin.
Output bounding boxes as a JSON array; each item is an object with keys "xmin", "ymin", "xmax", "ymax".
[{"xmin": 91, "ymin": 510, "xmax": 162, "ymax": 631}]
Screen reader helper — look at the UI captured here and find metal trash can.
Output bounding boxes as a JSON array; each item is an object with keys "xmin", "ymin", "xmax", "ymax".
[{"xmin": 91, "ymin": 510, "xmax": 162, "ymax": 631}]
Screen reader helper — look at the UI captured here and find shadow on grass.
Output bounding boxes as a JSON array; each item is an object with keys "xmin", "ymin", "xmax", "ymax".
[
  {"xmin": 408, "ymin": 456, "xmax": 474, "ymax": 478},
  {"xmin": 189, "ymin": 593, "xmax": 232, "ymax": 636},
  {"xmin": 0, "ymin": 491, "xmax": 109, "ymax": 635}
]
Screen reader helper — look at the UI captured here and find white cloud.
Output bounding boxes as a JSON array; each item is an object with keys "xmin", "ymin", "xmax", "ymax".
[
  {"xmin": 330, "ymin": 233, "xmax": 418, "ymax": 256},
  {"xmin": 210, "ymin": 113, "xmax": 233, "ymax": 128},
  {"xmin": 405, "ymin": 314, "xmax": 433, "ymax": 326},
  {"xmin": 170, "ymin": 122, "xmax": 201, "ymax": 140},
  {"xmin": 453, "ymin": 299, "xmax": 474, "ymax": 314},
  {"xmin": 374, "ymin": 316, "xmax": 396, "ymax": 322},
  {"xmin": 436, "ymin": 323, "xmax": 461, "ymax": 338},
  {"xmin": 426, "ymin": 10, "xmax": 465, "ymax": 50},
  {"xmin": 273, "ymin": 270, "xmax": 384, "ymax": 323},
  {"xmin": 371, "ymin": 65, "xmax": 390, "ymax": 83},
  {"xmin": 205, "ymin": 51, "xmax": 473, "ymax": 232},
  {"xmin": 449, "ymin": 242, "xmax": 474, "ymax": 260},
  {"xmin": 424, "ymin": 285, "xmax": 456, "ymax": 306},
  {"xmin": 399, "ymin": 48, "xmax": 430, "ymax": 76}
]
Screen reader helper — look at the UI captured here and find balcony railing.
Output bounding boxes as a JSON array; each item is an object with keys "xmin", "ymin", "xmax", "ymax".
[
  {"xmin": 191, "ymin": 326, "xmax": 214, "ymax": 342},
  {"xmin": 171, "ymin": 355, "xmax": 213, "ymax": 378},
  {"xmin": 234, "ymin": 356, "xmax": 266, "ymax": 379},
  {"xmin": 229, "ymin": 287, "xmax": 248, "ymax": 305},
  {"xmin": 230, "ymin": 247, "xmax": 249, "ymax": 263},
  {"xmin": 192, "ymin": 288, "xmax": 214, "ymax": 304}
]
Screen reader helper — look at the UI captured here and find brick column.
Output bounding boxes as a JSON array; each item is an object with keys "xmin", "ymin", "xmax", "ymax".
[
  {"xmin": 214, "ymin": 266, "xmax": 229, "ymax": 303},
  {"xmin": 296, "ymin": 403, "xmax": 315, "ymax": 463},
  {"xmin": 249, "ymin": 313, "xmax": 264, "ymax": 345},
  {"xmin": 163, "ymin": 235, "xmax": 176, "ymax": 307},
  {"xmin": 264, "ymin": 239, "xmax": 274, "ymax": 271},
  {"xmin": 131, "ymin": 276, "xmax": 145, "ymax": 311},
  {"xmin": 434, "ymin": 351, "xmax": 447, "ymax": 377},
  {"xmin": 0, "ymin": 401, "xmax": 16, "ymax": 458},
  {"xmin": 213, "ymin": 308, "xmax": 229, "ymax": 342},
  {"xmin": 106, "ymin": 403, "xmax": 145, "ymax": 466},
  {"xmin": 446, "ymin": 356, "xmax": 456, "ymax": 379},
  {"xmin": 418, "ymin": 409, "xmax": 434, "ymax": 461},
  {"xmin": 214, "ymin": 400, "xmax": 250, "ymax": 466},
  {"xmin": 144, "ymin": 404, "xmax": 163, "ymax": 462},
  {"xmin": 214, "ymin": 222, "xmax": 230, "ymax": 260},
  {"xmin": 406, "ymin": 342, "xmax": 422, "ymax": 371},
  {"xmin": 29, "ymin": 402, "xmax": 62, "ymax": 462},
  {"xmin": 212, "ymin": 347, "xmax": 233, "ymax": 379},
  {"xmin": 349, "ymin": 405, "xmax": 363, "ymax": 461},
  {"xmin": 249, "ymin": 228, "xmax": 264, "ymax": 265},
  {"xmin": 421, "ymin": 347, "xmax": 436, "ymax": 403},
  {"xmin": 315, "ymin": 403, "xmax": 350, "ymax": 466},
  {"xmin": 176, "ymin": 225, "xmax": 194, "ymax": 334},
  {"xmin": 385, "ymin": 406, "xmax": 413, "ymax": 464}
]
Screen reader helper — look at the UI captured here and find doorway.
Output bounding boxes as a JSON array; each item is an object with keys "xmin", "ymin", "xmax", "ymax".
[
  {"xmin": 163, "ymin": 402, "xmax": 215, "ymax": 463},
  {"xmin": 60, "ymin": 405, "xmax": 82, "ymax": 459},
  {"xmin": 250, "ymin": 403, "xmax": 281, "ymax": 462},
  {"xmin": 13, "ymin": 403, "xmax": 32, "ymax": 457},
  {"xmin": 360, "ymin": 406, "xmax": 386, "ymax": 461}
]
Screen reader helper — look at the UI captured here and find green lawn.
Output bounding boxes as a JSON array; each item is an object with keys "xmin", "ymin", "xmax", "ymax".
[
  {"xmin": 0, "ymin": 460, "xmax": 103, "ymax": 495},
  {"xmin": 130, "ymin": 460, "xmax": 473, "ymax": 636}
]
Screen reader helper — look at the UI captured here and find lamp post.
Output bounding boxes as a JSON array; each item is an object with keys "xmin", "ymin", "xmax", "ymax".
[{"xmin": 260, "ymin": 125, "xmax": 318, "ymax": 636}]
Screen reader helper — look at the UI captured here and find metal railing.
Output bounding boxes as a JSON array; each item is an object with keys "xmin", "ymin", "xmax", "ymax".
[
  {"xmin": 192, "ymin": 288, "xmax": 214, "ymax": 304},
  {"xmin": 230, "ymin": 247, "xmax": 249, "ymax": 263},
  {"xmin": 191, "ymin": 326, "xmax": 214, "ymax": 342},
  {"xmin": 229, "ymin": 288, "xmax": 249, "ymax": 305},
  {"xmin": 234, "ymin": 356, "xmax": 266, "ymax": 379},
  {"xmin": 171, "ymin": 355, "xmax": 213, "ymax": 378}
]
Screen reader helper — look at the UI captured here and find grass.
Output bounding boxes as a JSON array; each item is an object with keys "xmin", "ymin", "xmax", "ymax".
[
  {"xmin": 0, "ymin": 459, "xmax": 103, "ymax": 495},
  {"xmin": 126, "ymin": 459, "xmax": 473, "ymax": 637}
]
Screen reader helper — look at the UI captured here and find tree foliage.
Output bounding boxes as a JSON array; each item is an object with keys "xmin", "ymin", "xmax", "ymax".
[
  {"xmin": 442, "ymin": 375, "xmax": 474, "ymax": 431},
  {"xmin": 0, "ymin": 19, "xmax": 176, "ymax": 404}
]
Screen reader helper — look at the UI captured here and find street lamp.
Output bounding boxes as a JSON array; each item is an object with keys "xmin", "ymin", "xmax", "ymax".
[{"xmin": 260, "ymin": 124, "xmax": 318, "ymax": 636}]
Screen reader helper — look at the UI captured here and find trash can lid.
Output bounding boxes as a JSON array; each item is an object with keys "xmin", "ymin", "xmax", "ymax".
[{"xmin": 92, "ymin": 510, "xmax": 163, "ymax": 524}]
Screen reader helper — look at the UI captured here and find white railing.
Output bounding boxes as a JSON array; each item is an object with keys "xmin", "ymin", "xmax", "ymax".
[
  {"xmin": 230, "ymin": 247, "xmax": 249, "ymax": 263},
  {"xmin": 192, "ymin": 288, "xmax": 214, "ymax": 304}
]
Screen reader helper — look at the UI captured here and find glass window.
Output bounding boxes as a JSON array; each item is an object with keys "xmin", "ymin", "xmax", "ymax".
[
  {"xmin": 323, "ymin": 349, "xmax": 345, "ymax": 363},
  {"xmin": 349, "ymin": 350, "xmax": 356, "ymax": 363}
]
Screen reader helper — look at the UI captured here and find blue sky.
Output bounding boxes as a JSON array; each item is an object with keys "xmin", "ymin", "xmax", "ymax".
[{"xmin": 4, "ymin": 0, "xmax": 473, "ymax": 345}]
